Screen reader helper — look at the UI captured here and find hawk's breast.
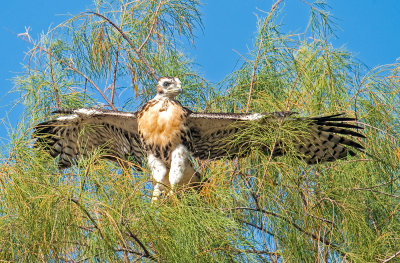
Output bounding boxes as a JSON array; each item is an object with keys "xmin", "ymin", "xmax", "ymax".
[{"xmin": 137, "ymin": 98, "xmax": 189, "ymax": 157}]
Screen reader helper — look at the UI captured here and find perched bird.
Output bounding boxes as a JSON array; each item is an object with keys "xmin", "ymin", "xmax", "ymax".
[{"xmin": 34, "ymin": 77, "xmax": 365, "ymax": 201}]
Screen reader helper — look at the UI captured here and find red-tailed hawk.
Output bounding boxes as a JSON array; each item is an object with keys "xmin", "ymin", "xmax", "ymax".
[{"xmin": 34, "ymin": 77, "xmax": 365, "ymax": 201}]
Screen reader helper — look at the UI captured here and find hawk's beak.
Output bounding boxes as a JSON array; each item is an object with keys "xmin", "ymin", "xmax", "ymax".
[{"xmin": 172, "ymin": 77, "xmax": 182, "ymax": 94}]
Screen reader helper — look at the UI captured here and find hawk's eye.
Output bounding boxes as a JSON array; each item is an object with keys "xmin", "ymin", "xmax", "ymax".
[{"xmin": 163, "ymin": 82, "xmax": 170, "ymax": 87}]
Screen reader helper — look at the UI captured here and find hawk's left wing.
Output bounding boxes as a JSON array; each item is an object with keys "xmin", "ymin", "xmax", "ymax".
[
  {"xmin": 34, "ymin": 108, "xmax": 143, "ymax": 168},
  {"xmin": 187, "ymin": 112, "xmax": 365, "ymax": 164}
]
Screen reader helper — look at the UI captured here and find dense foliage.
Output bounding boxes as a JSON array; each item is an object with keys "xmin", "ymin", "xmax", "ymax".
[{"xmin": 1, "ymin": 0, "xmax": 399, "ymax": 262}]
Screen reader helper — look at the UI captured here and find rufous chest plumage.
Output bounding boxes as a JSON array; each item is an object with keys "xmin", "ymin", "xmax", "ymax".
[{"xmin": 137, "ymin": 98, "xmax": 189, "ymax": 160}]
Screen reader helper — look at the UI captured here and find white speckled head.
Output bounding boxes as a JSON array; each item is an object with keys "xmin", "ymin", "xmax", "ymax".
[{"xmin": 156, "ymin": 77, "xmax": 182, "ymax": 98}]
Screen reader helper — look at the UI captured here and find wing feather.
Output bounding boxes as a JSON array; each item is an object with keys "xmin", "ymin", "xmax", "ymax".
[
  {"xmin": 34, "ymin": 108, "xmax": 143, "ymax": 168},
  {"xmin": 187, "ymin": 112, "xmax": 365, "ymax": 164}
]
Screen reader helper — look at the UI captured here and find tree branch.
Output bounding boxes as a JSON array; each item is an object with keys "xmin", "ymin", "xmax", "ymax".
[
  {"xmin": 86, "ymin": 11, "xmax": 159, "ymax": 81},
  {"xmin": 111, "ymin": 41, "xmax": 120, "ymax": 106},
  {"xmin": 138, "ymin": 0, "xmax": 164, "ymax": 52},
  {"xmin": 237, "ymin": 218, "xmax": 277, "ymax": 239},
  {"xmin": 227, "ymin": 206, "xmax": 346, "ymax": 256},
  {"xmin": 379, "ymin": 250, "xmax": 400, "ymax": 263},
  {"xmin": 18, "ymin": 33, "xmax": 117, "ymax": 110},
  {"xmin": 48, "ymin": 52, "xmax": 61, "ymax": 108},
  {"xmin": 245, "ymin": 0, "xmax": 283, "ymax": 113},
  {"xmin": 70, "ymin": 198, "xmax": 109, "ymax": 245},
  {"xmin": 123, "ymin": 222, "xmax": 157, "ymax": 261},
  {"xmin": 353, "ymin": 188, "xmax": 400, "ymax": 199},
  {"xmin": 72, "ymin": 198, "xmax": 156, "ymax": 261}
]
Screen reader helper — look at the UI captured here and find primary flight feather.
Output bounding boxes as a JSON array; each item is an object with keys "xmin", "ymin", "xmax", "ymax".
[{"xmin": 34, "ymin": 77, "xmax": 365, "ymax": 201}]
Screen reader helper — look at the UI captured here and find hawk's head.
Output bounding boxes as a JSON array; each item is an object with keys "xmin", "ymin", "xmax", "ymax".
[{"xmin": 156, "ymin": 77, "xmax": 182, "ymax": 99}]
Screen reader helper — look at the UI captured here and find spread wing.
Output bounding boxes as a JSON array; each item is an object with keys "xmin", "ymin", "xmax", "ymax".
[
  {"xmin": 187, "ymin": 112, "xmax": 365, "ymax": 164},
  {"xmin": 34, "ymin": 108, "xmax": 143, "ymax": 168}
]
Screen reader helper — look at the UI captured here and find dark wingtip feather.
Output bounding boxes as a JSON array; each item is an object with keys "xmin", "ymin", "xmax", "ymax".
[
  {"xmin": 308, "ymin": 113, "xmax": 345, "ymax": 120},
  {"xmin": 297, "ymin": 113, "xmax": 366, "ymax": 164},
  {"xmin": 311, "ymin": 114, "xmax": 365, "ymax": 137},
  {"xmin": 317, "ymin": 125, "xmax": 366, "ymax": 139}
]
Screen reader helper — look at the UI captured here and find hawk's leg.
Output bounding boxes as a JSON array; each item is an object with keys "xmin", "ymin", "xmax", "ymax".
[
  {"xmin": 169, "ymin": 144, "xmax": 189, "ymax": 195},
  {"xmin": 169, "ymin": 144, "xmax": 201, "ymax": 195},
  {"xmin": 148, "ymin": 153, "xmax": 169, "ymax": 202}
]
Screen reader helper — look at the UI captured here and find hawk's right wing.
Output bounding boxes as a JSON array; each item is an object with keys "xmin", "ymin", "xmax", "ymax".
[
  {"xmin": 187, "ymin": 112, "xmax": 365, "ymax": 164},
  {"xmin": 34, "ymin": 108, "xmax": 143, "ymax": 168}
]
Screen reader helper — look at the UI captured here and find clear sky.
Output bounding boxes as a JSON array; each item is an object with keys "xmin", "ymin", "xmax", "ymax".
[{"xmin": 1, "ymin": 0, "xmax": 400, "ymax": 142}]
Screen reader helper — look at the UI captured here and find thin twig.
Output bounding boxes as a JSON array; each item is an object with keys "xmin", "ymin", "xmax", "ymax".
[
  {"xmin": 366, "ymin": 203, "xmax": 378, "ymax": 232},
  {"xmin": 48, "ymin": 52, "xmax": 61, "ymax": 108},
  {"xmin": 226, "ymin": 206, "xmax": 346, "ymax": 255},
  {"xmin": 355, "ymin": 121, "xmax": 396, "ymax": 141},
  {"xmin": 123, "ymin": 224, "xmax": 157, "ymax": 261},
  {"xmin": 379, "ymin": 250, "xmax": 400, "ymax": 263},
  {"xmin": 86, "ymin": 12, "xmax": 159, "ymax": 80},
  {"xmin": 351, "ymin": 175, "xmax": 400, "ymax": 191},
  {"xmin": 70, "ymin": 198, "xmax": 109, "ymax": 245},
  {"xmin": 352, "ymin": 188, "xmax": 400, "ymax": 199},
  {"xmin": 307, "ymin": 213, "xmax": 333, "ymax": 224},
  {"xmin": 238, "ymin": 219, "xmax": 277, "ymax": 239},
  {"xmin": 138, "ymin": 0, "xmax": 164, "ymax": 52},
  {"xmin": 245, "ymin": 0, "xmax": 283, "ymax": 113},
  {"xmin": 115, "ymin": 248, "xmax": 155, "ymax": 261},
  {"xmin": 17, "ymin": 33, "xmax": 117, "ymax": 110},
  {"xmin": 111, "ymin": 40, "xmax": 121, "ymax": 105},
  {"xmin": 72, "ymin": 198, "xmax": 156, "ymax": 261},
  {"xmin": 284, "ymin": 58, "xmax": 307, "ymax": 111},
  {"xmin": 206, "ymin": 246, "xmax": 280, "ymax": 258},
  {"xmin": 232, "ymin": 49, "xmax": 250, "ymax": 63},
  {"xmin": 325, "ymin": 158, "xmax": 372, "ymax": 171},
  {"xmin": 233, "ymin": 249, "xmax": 279, "ymax": 256}
]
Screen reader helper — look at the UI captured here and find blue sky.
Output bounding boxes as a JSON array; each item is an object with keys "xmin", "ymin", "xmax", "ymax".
[{"xmin": 1, "ymin": 0, "xmax": 400, "ymax": 142}]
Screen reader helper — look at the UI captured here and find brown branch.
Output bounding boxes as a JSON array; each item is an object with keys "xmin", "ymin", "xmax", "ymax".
[
  {"xmin": 240, "ymin": 173, "xmax": 273, "ymax": 248},
  {"xmin": 138, "ymin": 0, "xmax": 164, "ymax": 52},
  {"xmin": 325, "ymin": 158, "xmax": 372, "ymax": 171},
  {"xmin": 48, "ymin": 52, "xmax": 61, "ymax": 108},
  {"xmin": 123, "ymin": 222, "xmax": 156, "ymax": 261},
  {"xmin": 237, "ymin": 219, "xmax": 277, "ymax": 240},
  {"xmin": 307, "ymin": 213, "xmax": 333, "ymax": 224},
  {"xmin": 226, "ymin": 206, "xmax": 346, "ymax": 255},
  {"xmin": 74, "ymin": 248, "xmax": 150, "ymax": 263},
  {"xmin": 17, "ymin": 33, "xmax": 117, "ymax": 110},
  {"xmin": 284, "ymin": 59, "xmax": 306, "ymax": 111},
  {"xmin": 70, "ymin": 198, "xmax": 110, "ymax": 245},
  {"xmin": 72, "ymin": 198, "xmax": 156, "ymax": 261},
  {"xmin": 205, "ymin": 246, "xmax": 280, "ymax": 261},
  {"xmin": 351, "ymin": 175, "xmax": 400, "ymax": 191},
  {"xmin": 232, "ymin": 49, "xmax": 250, "ymax": 63},
  {"xmin": 245, "ymin": 0, "xmax": 283, "ymax": 113},
  {"xmin": 365, "ymin": 202, "xmax": 378, "ymax": 232},
  {"xmin": 355, "ymin": 121, "xmax": 396, "ymax": 141},
  {"xmin": 242, "ymin": 1, "xmax": 285, "ymax": 196},
  {"xmin": 115, "ymin": 248, "xmax": 156, "ymax": 262},
  {"xmin": 111, "ymin": 42, "xmax": 120, "ymax": 105},
  {"xmin": 234, "ymin": 249, "xmax": 279, "ymax": 256},
  {"xmin": 352, "ymin": 188, "xmax": 400, "ymax": 199},
  {"xmin": 86, "ymin": 11, "xmax": 159, "ymax": 81},
  {"xmin": 379, "ymin": 250, "xmax": 400, "ymax": 263},
  {"xmin": 68, "ymin": 64, "xmax": 117, "ymax": 110}
]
